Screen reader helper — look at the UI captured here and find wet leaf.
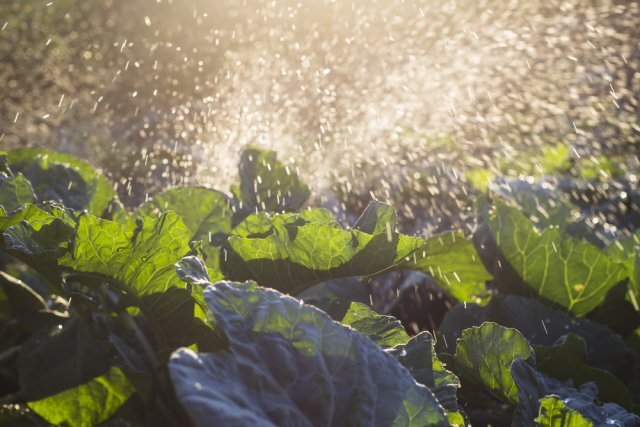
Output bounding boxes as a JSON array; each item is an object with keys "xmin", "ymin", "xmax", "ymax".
[
  {"xmin": 169, "ymin": 281, "xmax": 449, "ymax": 426},
  {"xmin": 59, "ymin": 212, "xmax": 191, "ymax": 296},
  {"xmin": 486, "ymin": 201, "xmax": 627, "ymax": 316},
  {"xmin": 225, "ymin": 202, "xmax": 424, "ymax": 294}
]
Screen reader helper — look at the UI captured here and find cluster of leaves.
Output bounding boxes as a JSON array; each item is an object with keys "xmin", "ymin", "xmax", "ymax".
[{"xmin": 1, "ymin": 147, "xmax": 639, "ymax": 426}]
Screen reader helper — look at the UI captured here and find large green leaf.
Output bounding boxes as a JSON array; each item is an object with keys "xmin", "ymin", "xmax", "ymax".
[
  {"xmin": 234, "ymin": 147, "xmax": 310, "ymax": 213},
  {"xmin": 437, "ymin": 296, "xmax": 634, "ymax": 379},
  {"xmin": 486, "ymin": 200, "xmax": 627, "ymax": 316},
  {"xmin": 2, "ymin": 148, "xmax": 115, "ymax": 215},
  {"xmin": 511, "ymin": 359, "xmax": 639, "ymax": 427},
  {"xmin": 224, "ymin": 202, "xmax": 425, "ymax": 294},
  {"xmin": 28, "ymin": 367, "xmax": 133, "ymax": 427},
  {"xmin": 453, "ymin": 322, "xmax": 532, "ymax": 405},
  {"xmin": 169, "ymin": 282, "xmax": 449, "ymax": 426},
  {"xmin": 388, "ymin": 332, "xmax": 464, "ymax": 426},
  {"xmin": 59, "ymin": 212, "xmax": 191, "ymax": 296},
  {"xmin": 0, "ymin": 173, "xmax": 36, "ymax": 212},
  {"xmin": 135, "ymin": 187, "xmax": 232, "ymax": 278},
  {"xmin": 401, "ymin": 231, "xmax": 492, "ymax": 304},
  {"xmin": 536, "ymin": 396, "xmax": 593, "ymax": 427},
  {"xmin": 534, "ymin": 334, "xmax": 632, "ymax": 409}
]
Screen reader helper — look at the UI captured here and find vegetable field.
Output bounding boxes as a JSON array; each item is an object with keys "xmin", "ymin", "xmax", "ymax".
[
  {"xmin": 0, "ymin": 146, "xmax": 639, "ymax": 426},
  {"xmin": 2, "ymin": 0, "xmax": 640, "ymax": 426}
]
